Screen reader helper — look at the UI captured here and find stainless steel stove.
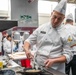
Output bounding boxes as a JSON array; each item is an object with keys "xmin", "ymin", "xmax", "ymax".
[{"xmin": 17, "ymin": 68, "xmax": 67, "ymax": 75}]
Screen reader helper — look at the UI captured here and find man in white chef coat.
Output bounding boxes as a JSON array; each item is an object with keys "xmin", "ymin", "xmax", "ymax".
[
  {"xmin": 65, "ymin": 13, "xmax": 76, "ymax": 75},
  {"xmin": 0, "ymin": 32, "xmax": 2, "ymax": 55},
  {"xmin": 3, "ymin": 35, "xmax": 12, "ymax": 54},
  {"xmin": 23, "ymin": 0, "xmax": 73, "ymax": 73}
]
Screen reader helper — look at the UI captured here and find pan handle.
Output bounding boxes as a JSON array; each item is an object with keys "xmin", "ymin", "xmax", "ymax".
[
  {"xmin": 43, "ymin": 68, "xmax": 53, "ymax": 75},
  {"xmin": 16, "ymin": 71, "xmax": 25, "ymax": 75}
]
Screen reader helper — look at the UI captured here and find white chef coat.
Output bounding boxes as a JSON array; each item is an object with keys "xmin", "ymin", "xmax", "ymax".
[
  {"xmin": 3, "ymin": 40, "xmax": 11, "ymax": 53},
  {"xmin": 0, "ymin": 32, "xmax": 2, "ymax": 52},
  {"xmin": 25, "ymin": 22, "xmax": 73, "ymax": 73},
  {"xmin": 64, "ymin": 24, "xmax": 76, "ymax": 55},
  {"xmin": 3, "ymin": 37, "xmax": 7, "ymax": 47},
  {"xmin": 3, "ymin": 40, "xmax": 15, "ymax": 54}
]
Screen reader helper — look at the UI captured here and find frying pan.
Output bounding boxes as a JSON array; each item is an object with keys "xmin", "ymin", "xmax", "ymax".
[
  {"xmin": 25, "ymin": 69, "xmax": 41, "ymax": 75},
  {"xmin": 17, "ymin": 68, "xmax": 53, "ymax": 75},
  {"xmin": 17, "ymin": 68, "xmax": 41, "ymax": 75}
]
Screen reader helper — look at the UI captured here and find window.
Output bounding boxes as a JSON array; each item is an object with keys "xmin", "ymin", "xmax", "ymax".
[
  {"xmin": 0, "ymin": 0, "xmax": 10, "ymax": 19},
  {"xmin": 38, "ymin": 1, "xmax": 57, "ymax": 25},
  {"xmin": 38, "ymin": 0, "xmax": 76, "ymax": 25}
]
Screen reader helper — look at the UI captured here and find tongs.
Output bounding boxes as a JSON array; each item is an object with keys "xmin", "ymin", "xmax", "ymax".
[
  {"xmin": 30, "ymin": 54, "xmax": 39, "ymax": 70},
  {"xmin": 31, "ymin": 60, "xmax": 39, "ymax": 70}
]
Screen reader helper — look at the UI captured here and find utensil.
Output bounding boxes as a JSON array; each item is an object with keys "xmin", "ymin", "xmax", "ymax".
[
  {"xmin": 30, "ymin": 54, "xmax": 39, "ymax": 70},
  {"xmin": 38, "ymin": 65, "xmax": 53, "ymax": 75},
  {"xmin": 43, "ymin": 68, "xmax": 53, "ymax": 75}
]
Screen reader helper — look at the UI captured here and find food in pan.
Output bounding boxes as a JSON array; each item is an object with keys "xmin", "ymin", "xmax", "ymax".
[{"xmin": 26, "ymin": 69, "xmax": 40, "ymax": 73}]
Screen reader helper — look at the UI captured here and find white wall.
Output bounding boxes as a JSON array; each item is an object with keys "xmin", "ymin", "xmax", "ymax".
[
  {"xmin": 38, "ymin": 1, "xmax": 76, "ymax": 26},
  {"xmin": 38, "ymin": 13, "xmax": 50, "ymax": 25},
  {"xmin": 11, "ymin": 0, "xmax": 38, "ymax": 27},
  {"xmin": 38, "ymin": 1, "xmax": 57, "ymax": 25}
]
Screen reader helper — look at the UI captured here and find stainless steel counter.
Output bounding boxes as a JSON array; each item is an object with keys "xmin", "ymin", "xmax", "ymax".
[
  {"xmin": 44, "ymin": 68, "xmax": 67, "ymax": 75},
  {"xmin": 15, "ymin": 68, "xmax": 67, "ymax": 75}
]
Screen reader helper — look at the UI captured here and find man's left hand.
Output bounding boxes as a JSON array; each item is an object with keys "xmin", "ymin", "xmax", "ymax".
[{"xmin": 44, "ymin": 59, "xmax": 55, "ymax": 68}]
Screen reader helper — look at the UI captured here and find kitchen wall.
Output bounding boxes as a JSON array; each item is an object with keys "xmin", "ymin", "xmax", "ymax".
[
  {"xmin": 39, "ymin": 13, "xmax": 50, "ymax": 25},
  {"xmin": 11, "ymin": 0, "xmax": 38, "ymax": 27}
]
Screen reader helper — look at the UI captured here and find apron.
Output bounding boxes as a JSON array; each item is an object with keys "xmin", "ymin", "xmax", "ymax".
[{"xmin": 34, "ymin": 26, "xmax": 64, "ymax": 73}]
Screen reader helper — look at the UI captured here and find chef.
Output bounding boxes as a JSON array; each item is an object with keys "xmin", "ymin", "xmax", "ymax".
[
  {"xmin": 24, "ymin": 0, "xmax": 73, "ymax": 73},
  {"xmin": 64, "ymin": 13, "xmax": 76, "ymax": 75},
  {"xmin": 3, "ymin": 35, "xmax": 16, "ymax": 54},
  {"xmin": 0, "ymin": 32, "xmax": 2, "ymax": 55},
  {"xmin": 3, "ymin": 35, "xmax": 12, "ymax": 54},
  {"xmin": 64, "ymin": 13, "xmax": 76, "ymax": 47}
]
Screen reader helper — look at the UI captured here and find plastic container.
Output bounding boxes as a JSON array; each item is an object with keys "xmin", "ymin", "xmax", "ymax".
[{"xmin": 21, "ymin": 59, "xmax": 31, "ymax": 68}]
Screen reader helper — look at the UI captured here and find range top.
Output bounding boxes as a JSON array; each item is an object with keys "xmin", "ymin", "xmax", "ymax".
[{"xmin": 17, "ymin": 68, "xmax": 67, "ymax": 75}]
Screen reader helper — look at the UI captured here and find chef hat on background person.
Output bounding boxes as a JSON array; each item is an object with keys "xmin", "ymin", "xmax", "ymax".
[
  {"xmin": 54, "ymin": 0, "xmax": 67, "ymax": 15},
  {"xmin": 13, "ymin": 31, "xmax": 20, "ymax": 41},
  {"xmin": 66, "ymin": 13, "xmax": 73, "ymax": 21}
]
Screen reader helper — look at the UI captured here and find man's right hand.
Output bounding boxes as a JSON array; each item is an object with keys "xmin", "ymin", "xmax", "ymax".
[
  {"xmin": 25, "ymin": 50, "xmax": 34, "ymax": 59},
  {"xmin": 23, "ymin": 42, "xmax": 34, "ymax": 59}
]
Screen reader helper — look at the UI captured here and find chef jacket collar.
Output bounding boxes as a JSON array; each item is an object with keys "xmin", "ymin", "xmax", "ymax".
[{"xmin": 55, "ymin": 23, "xmax": 64, "ymax": 30}]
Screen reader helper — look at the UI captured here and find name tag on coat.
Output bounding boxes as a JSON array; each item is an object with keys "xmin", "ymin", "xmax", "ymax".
[{"xmin": 40, "ymin": 31, "xmax": 46, "ymax": 34}]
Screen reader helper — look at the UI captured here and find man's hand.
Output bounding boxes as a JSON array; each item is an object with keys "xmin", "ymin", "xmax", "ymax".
[
  {"xmin": 44, "ymin": 56, "xmax": 66, "ymax": 68},
  {"xmin": 23, "ymin": 42, "xmax": 34, "ymax": 59},
  {"xmin": 25, "ymin": 50, "xmax": 34, "ymax": 59},
  {"xmin": 44, "ymin": 59, "xmax": 55, "ymax": 68}
]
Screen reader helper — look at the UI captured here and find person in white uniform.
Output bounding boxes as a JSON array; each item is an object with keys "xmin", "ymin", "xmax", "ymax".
[
  {"xmin": 3, "ymin": 35, "xmax": 13, "ymax": 54},
  {"xmin": 3, "ymin": 33, "xmax": 8, "ymax": 44},
  {"xmin": 0, "ymin": 32, "xmax": 2, "ymax": 55},
  {"xmin": 65, "ymin": 13, "xmax": 76, "ymax": 75},
  {"xmin": 2, "ymin": 33, "xmax": 8, "ymax": 55},
  {"xmin": 24, "ymin": 0, "xmax": 73, "ymax": 73}
]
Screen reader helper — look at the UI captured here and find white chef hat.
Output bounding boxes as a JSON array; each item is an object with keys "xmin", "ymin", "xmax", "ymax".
[
  {"xmin": 54, "ymin": 0, "xmax": 67, "ymax": 15},
  {"xmin": 66, "ymin": 13, "xmax": 73, "ymax": 21}
]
